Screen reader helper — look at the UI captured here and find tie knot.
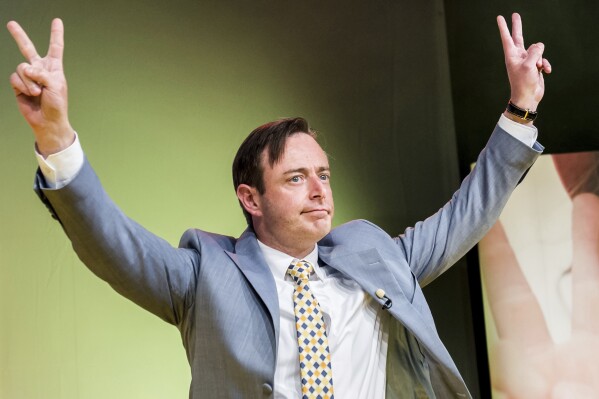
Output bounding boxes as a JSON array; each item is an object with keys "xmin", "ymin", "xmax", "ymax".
[{"xmin": 287, "ymin": 260, "xmax": 314, "ymax": 282}]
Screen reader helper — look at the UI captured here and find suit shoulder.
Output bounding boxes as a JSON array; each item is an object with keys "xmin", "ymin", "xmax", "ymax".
[
  {"xmin": 324, "ymin": 219, "xmax": 392, "ymax": 244},
  {"xmin": 178, "ymin": 228, "xmax": 237, "ymax": 252}
]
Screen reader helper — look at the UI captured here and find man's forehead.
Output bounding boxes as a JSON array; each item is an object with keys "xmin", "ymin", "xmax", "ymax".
[{"xmin": 262, "ymin": 132, "xmax": 328, "ymax": 169}]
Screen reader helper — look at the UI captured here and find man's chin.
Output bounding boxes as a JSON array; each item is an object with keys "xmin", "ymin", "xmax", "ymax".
[{"xmin": 310, "ymin": 220, "xmax": 332, "ymax": 240}]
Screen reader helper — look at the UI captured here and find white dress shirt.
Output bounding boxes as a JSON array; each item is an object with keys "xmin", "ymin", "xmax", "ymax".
[{"xmin": 257, "ymin": 241, "xmax": 389, "ymax": 398}]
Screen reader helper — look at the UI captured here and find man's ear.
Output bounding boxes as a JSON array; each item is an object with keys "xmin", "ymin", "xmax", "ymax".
[{"xmin": 236, "ymin": 184, "xmax": 262, "ymax": 217}]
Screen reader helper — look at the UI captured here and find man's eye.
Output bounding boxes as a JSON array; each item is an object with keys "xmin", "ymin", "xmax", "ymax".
[
  {"xmin": 320, "ymin": 174, "xmax": 330, "ymax": 181},
  {"xmin": 290, "ymin": 176, "xmax": 302, "ymax": 183}
]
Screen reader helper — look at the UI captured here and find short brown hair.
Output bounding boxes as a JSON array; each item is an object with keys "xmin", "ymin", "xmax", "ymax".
[{"xmin": 232, "ymin": 117, "xmax": 316, "ymax": 226}]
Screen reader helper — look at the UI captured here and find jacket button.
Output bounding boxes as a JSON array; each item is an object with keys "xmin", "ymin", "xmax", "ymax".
[{"xmin": 262, "ymin": 383, "xmax": 273, "ymax": 395}]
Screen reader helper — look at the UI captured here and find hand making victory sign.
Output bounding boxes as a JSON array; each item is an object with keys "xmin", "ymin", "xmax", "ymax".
[
  {"xmin": 7, "ymin": 18, "xmax": 75, "ymax": 158},
  {"xmin": 497, "ymin": 13, "xmax": 551, "ymax": 123}
]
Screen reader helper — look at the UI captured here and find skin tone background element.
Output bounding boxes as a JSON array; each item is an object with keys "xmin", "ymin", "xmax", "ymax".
[{"xmin": 479, "ymin": 151, "xmax": 599, "ymax": 399}]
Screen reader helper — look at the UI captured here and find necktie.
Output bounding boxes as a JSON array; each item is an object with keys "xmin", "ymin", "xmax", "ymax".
[{"xmin": 287, "ymin": 259, "xmax": 334, "ymax": 399}]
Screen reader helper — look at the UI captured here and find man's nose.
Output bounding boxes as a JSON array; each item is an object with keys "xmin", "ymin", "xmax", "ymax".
[{"xmin": 308, "ymin": 175, "xmax": 326, "ymax": 199}]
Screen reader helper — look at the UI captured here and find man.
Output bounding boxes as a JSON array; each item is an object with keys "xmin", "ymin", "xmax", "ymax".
[{"xmin": 7, "ymin": 13, "xmax": 550, "ymax": 398}]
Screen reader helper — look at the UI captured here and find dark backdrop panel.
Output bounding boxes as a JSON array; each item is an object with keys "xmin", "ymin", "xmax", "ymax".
[
  {"xmin": 446, "ymin": 0, "xmax": 599, "ymax": 167},
  {"xmin": 445, "ymin": 1, "xmax": 599, "ymax": 397}
]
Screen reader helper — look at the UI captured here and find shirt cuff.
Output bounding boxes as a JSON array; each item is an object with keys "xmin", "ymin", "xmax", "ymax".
[
  {"xmin": 34, "ymin": 132, "xmax": 84, "ymax": 189},
  {"xmin": 497, "ymin": 114, "xmax": 538, "ymax": 148}
]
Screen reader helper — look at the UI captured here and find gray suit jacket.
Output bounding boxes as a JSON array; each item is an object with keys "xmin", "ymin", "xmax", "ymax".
[{"xmin": 35, "ymin": 126, "xmax": 541, "ymax": 398}]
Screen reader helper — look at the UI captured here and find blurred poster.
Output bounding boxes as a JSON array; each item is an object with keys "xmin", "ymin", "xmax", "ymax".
[{"xmin": 478, "ymin": 151, "xmax": 599, "ymax": 399}]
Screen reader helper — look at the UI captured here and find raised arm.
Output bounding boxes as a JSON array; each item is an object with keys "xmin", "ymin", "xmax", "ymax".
[
  {"xmin": 7, "ymin": 18, "xmax": 75, "ymax": 157},
  {"xmin": 7, "ymin": 19, "xmax": 198, "ymax": 325},
  {"xmin": 400, "ymin": 14, "xmax": 549, "ymax": 284}
]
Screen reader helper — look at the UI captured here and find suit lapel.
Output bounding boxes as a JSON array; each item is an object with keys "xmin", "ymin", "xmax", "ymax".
[
  {"xmin": 318, "ymin": 244, "xmax": 408, "ymax": 307},
  {"xmin": 319, "ymin": 242, "xmax": 457, "ymax": 371},
  {"xmin": 225, "ymin": 228, "xmax": 280, "ymax": 348}
]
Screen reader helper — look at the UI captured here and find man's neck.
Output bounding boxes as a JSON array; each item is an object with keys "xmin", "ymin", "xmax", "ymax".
[{"xmin": 257, "ymin": 240, "xmax": 316, "ymax": 259}]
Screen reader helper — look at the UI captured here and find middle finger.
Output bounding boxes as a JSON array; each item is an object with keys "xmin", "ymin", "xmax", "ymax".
[{"xmin": 511, "ymin": 13, "xmax": 525, "ymax": 49}]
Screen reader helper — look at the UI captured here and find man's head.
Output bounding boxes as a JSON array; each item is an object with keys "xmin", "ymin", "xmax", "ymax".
[{"xmin": 233, "ymin": 117, "xmax": 334, "ymax": 257}]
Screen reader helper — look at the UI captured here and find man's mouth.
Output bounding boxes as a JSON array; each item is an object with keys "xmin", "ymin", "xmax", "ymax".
[{"xmin": 302, "ymin": 208, "xmax": 329, "ymax": 215}]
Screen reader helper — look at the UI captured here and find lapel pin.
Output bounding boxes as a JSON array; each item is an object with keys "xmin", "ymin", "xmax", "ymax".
[{"xmin": 375, "ymin": 289, "xmax": 393, "ymax": 310}]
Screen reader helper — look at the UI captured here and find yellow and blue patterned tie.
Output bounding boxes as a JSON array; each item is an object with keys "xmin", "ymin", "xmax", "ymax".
[{"xmin": 287, "ymin": 259, "xmax": 334, "ymax": 399}]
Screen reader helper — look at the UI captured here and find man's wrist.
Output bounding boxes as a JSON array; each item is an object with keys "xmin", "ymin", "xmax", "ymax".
[
  {"xmin": 505, "ymin": 100, "xmax": 538, "ymax": 123},
  {"xmin": 35, "ymin": 131, "xmax": 84, "ymax": 188},
  {"xmin": 34, "ymin": 124, "xmax": 76, "ymax": 159},
  {"xmin": 502, "ymin": 109, "xmax": 535, "ymax": 127},
  {"xmin": 509, "ymin": 94, "xmax": 540, "ymax": 112}
]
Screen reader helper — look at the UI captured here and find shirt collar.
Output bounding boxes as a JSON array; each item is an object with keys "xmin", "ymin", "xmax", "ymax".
[{"xmin": 256, "ymin": 240, "xmax": 321, "ymax": 281}]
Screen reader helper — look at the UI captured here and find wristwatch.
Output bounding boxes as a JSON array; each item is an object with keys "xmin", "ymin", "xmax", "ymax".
[{"xmin": 506, "ymin": 100, "xmax": 538, "ymax": 122}]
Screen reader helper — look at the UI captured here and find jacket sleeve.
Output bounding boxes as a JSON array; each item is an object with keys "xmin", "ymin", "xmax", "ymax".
[
  {"xmin": 395, "ymin": 125, "xmax": 543, "ymax": 287},
  {"xmin": 34, "ymin": 158, "xmax": 200, "ymax": 325}
]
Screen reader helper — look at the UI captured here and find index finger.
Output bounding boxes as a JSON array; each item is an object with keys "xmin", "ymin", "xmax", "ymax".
[
  {"xmin": 6, "ymin": 21, "xmax": 41, "ymax": 62},
  {"xmin": 47, "ymin": 18, "xmax": 64, "ymax": 61},
  {"xmin": 496, "ymin": 15, "xmax": 514, "ymax": 53}
]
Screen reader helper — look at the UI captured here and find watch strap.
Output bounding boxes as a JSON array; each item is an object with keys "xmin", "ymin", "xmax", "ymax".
[{"xmin": 506, "ymin": 100, "xmax": 538, "ymax": 121}]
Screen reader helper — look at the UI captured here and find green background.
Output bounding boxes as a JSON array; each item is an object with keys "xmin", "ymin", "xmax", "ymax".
[{"xmin": 0, "ymin": 1, "xmax": 459, "ymax": 397}]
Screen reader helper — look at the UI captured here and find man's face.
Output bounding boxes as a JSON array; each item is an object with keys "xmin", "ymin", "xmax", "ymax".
[{"xmin": 252, "ymin": 133, "xmax": 334, "ymax": 256}]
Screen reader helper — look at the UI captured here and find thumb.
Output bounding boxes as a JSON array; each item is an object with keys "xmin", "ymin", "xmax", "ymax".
[{"xmin": 525, "ymin": 42, "xmax": 545, "ymax": 69}]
